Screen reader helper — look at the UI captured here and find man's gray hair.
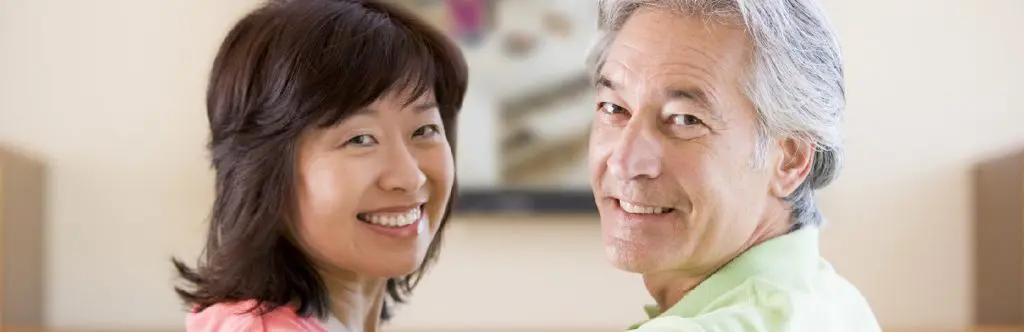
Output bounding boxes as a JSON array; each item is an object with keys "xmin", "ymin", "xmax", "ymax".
[{"xmin": 586, "ymin": 0, "xmax": 845, "ymax": 229}]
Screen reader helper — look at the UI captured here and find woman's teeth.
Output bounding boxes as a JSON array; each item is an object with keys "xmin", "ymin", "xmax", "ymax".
[
  {"xmin": 619, "ymin": 200, "xmax": 673, "ymax": 214},
  {"xmin": 358, "ymin": 207, "xmax": 421, "ymax": 227}
]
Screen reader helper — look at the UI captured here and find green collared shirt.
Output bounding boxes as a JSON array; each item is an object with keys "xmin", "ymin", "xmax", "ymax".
[{"xmin": 628, "ymin": 228, "xmax": 881, "ymax": 332}]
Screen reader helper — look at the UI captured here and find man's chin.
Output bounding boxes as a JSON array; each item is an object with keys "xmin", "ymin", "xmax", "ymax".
[{"xmin": 604, "ymin": 241, "xmax": 658, "ymax": 273}]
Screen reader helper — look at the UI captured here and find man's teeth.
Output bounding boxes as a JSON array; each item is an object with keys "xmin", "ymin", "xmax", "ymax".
[
  {"xmin": 361, "ymin": 208, "xmax": 421, "ymax": 227},
  {"xmin": 619, "ymin": 200, "xmax": 671, "ymax": 214}
]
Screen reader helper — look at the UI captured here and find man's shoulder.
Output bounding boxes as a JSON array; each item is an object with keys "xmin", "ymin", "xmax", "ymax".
[
  {"xmin": 185, "ymin": 300, "xmax": 326, "ymax": 332},
  {"xmin": 725, "ymin": 266, "xmax": 880, "ymax": 330},
  {"xmin": 634, "ymin": 273, "xmax": 880, "ymax": 332}
]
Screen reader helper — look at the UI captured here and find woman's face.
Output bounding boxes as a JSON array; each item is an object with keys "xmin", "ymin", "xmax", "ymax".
[{"xmin": 294, "ymin": 90, "xmax": 454, "ymax": 278}]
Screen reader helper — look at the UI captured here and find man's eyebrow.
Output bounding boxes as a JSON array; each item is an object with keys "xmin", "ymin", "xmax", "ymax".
[
  {"xmin": 595, "ymin": 73, "xmax": 720, "ymax": 120},
  {"xmin": 666, "ymin": 87, "xmax": 720, "ymax": 120},
  {"xmin": 666, "ymin": 87, "xmax": 711, "ymax": 107},
  {"xmin": 598, "ymin": 73, "xmax": 709, "ymax": 103},
  {"xmin": 596, "ymin": 74, "xmax": 619, "ymax": 90}
]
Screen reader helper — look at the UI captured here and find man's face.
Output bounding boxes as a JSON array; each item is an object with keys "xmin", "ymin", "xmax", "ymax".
[{"xmin": 590, "ymin": 9, "xmax": 782, "ymax": 275}]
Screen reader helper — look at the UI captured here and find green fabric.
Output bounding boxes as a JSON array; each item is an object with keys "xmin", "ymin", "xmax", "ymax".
[{"xmin": 627, "ymin": 228, "xmax": 881, "ymax": 332}]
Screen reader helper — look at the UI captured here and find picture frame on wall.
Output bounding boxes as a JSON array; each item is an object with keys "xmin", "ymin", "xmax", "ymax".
[{"xmin": 402, "ymin": 0, "xmax": 600, "ymax": 214}]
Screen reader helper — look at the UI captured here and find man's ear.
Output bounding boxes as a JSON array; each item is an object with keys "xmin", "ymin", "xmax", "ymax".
[{"xmin": 770, "ymin": 137, "xmax": 814, "ymax": 198}]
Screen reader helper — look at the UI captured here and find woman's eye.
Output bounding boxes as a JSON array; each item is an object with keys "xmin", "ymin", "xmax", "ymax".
[
  {"xmin": 670, "ymin": 114, "xmax": 704, "ymax": 126},
  {"xmin": 597, "ymin": 102, "xmax": 628, "ymax": 115},
  {"xmin": 413, "ymin": 124, "xmax": 441, "ymax": 138},
  {"xmin": 346, "ymin": 134, "xmax": 378, "ymax": 147}
]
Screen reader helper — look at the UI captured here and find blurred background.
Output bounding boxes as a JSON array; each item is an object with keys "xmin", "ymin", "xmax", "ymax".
[{"xmin": 1, "ymin": 0, "xmax": 1023, "ymax": 331}]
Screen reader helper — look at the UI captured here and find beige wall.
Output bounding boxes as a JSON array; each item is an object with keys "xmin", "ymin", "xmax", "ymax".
[
  {"xmin": 1, "ymin": 0, "xmax": 1023, "ymax": 331},
  {"xmin": 821, "ymin": 0, "xmax": 1024, "ymax": 329},
  {"xmin": 0, "ymin": 0, "xmax": 251, "ymax": 328}
]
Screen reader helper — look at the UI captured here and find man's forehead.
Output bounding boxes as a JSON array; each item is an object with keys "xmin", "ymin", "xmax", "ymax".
[
  {"xmin": 608, "ymin": 9, "xmax": 752, "ymax": 65},
  {"xmin": 597, "ymin": 54, "xmax": 716, "ymax": 103},
  {"xmin": 599, "ymin": 13, "xmax": 752, "ymax": 100}
]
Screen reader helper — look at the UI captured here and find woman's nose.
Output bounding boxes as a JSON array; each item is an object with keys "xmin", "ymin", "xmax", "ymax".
[{"xmin": 378, "ymin": 145, "xmax": 427, "ymax": 193}]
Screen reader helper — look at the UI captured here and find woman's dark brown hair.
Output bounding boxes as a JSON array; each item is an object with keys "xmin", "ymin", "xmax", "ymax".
[{"xmin": 171, "ymin": 0, "xmax": 468, "ymax": 321}]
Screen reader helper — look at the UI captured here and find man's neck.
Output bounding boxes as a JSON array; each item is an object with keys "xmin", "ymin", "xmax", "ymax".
[
  {"xmin": 642, "ymin": 213, "xmax": 791, "ymax": 313},
  {"xmin": 318, "ymin": 269, "xmax": 387, "ymax": 332}
]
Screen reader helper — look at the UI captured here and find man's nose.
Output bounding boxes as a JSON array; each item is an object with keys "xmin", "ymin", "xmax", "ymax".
[
  {"xmin": 607, "ymin": 123, "xmax": 663, "ymax": 180},
  {"xmin": 378, "ymin": 145, "xmax": 427, "ymax": 193}
]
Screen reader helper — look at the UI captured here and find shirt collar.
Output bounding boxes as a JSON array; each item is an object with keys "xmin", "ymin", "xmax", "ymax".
[
  {"xmin": 634, "ymin": 227, "xmax": 821, "ymax": 324},
  {"xmin": 321, "ymin": 315, "xmax": 347, "ymax": 332}
]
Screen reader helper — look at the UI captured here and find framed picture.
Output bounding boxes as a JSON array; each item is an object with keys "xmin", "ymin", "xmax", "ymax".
[{"xmin": 403, "ymin": 0, "xmax": 600, "ymax": 214}]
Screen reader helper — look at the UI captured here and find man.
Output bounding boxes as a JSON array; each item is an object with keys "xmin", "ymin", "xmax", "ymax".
[{"xmin": 585, "ymin": 0, "xmax": 881, "ymax": 331}]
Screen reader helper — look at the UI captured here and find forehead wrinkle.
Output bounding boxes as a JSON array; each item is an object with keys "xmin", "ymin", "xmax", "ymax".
[{"xmin": 604, "ymin": 49, "xmax": 723, "ymax": 111}]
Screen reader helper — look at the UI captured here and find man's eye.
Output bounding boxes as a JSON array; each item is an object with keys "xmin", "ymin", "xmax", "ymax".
[
  {"xmin": 598, "ymin": 102, "xmax": 628, "ymax": 115},
  {"xmin": 670, "ymin": 114, "xmax": 704, "ymax": 126}
]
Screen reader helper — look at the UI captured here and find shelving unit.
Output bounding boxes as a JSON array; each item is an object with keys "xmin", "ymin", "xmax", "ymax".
[
  {"xmin": 0, "ymin": 146, "xmax": 46, "ymax": 325},
  {"xmin": 973, "ymin": 148, "xmax": 1024, "ymax": 325}
]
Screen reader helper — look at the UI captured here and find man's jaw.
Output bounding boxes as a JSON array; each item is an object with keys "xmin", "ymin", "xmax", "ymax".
[{"xmin": 641, "ymin": 266, "xmax": 715, "ymax": 313}]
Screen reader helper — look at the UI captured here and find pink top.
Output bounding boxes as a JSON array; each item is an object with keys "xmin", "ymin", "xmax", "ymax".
[{"xmin": 185, "ymin": 300, "xmax": 329, "ymax": 332}]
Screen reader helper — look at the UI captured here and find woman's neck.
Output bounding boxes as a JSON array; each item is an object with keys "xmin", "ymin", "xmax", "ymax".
[{"xmin": 318, "ymin": 269, "xmax": 387, "ymax": 332}]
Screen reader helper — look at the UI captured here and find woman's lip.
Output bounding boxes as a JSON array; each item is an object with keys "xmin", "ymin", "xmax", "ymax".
[
  {"xmin": 360, "ymin": 203, "xmax": 425, "ymax": 214},
  {"xmin": 358, "ymin": 212, "xmax": 426, "ymax": 238}
]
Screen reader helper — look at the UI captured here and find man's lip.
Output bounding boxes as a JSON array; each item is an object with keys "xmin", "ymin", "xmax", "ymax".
[
  {"xmin": 608, "ymin": 199, "xmax": 678, "ymax": 222},
  {"xmin": 609, "ymin": 197, "xmax": 673, "ymax": 209}
]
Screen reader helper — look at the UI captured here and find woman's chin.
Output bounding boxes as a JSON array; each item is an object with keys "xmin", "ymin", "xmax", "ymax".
[
  {"xmin": 362, "ymin": 262, "xmax": 422, "ymax": 278},
  {"xmin": 354, "ymin": 251, "xmax": 429, "ymax": 278}
]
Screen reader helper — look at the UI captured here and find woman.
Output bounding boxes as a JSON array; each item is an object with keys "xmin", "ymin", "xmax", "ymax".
[{"xmin": 171, "ymin": 0, "xmax": 468, "ymax": 330}]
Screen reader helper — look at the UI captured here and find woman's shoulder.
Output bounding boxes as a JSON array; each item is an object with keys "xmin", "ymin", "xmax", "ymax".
[{"xmin": 185, "ymin": 300, "xmax": 327, "ymax": 332}]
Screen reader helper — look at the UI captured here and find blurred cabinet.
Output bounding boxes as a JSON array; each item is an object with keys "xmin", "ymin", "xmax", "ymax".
[
  {"xmin": 974, "ymin": 148, "xmax": 1024, "ymax": 325},
  {"xmin": 0, "ymin": 146, "xmax": 46, "ymax": 324}
]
